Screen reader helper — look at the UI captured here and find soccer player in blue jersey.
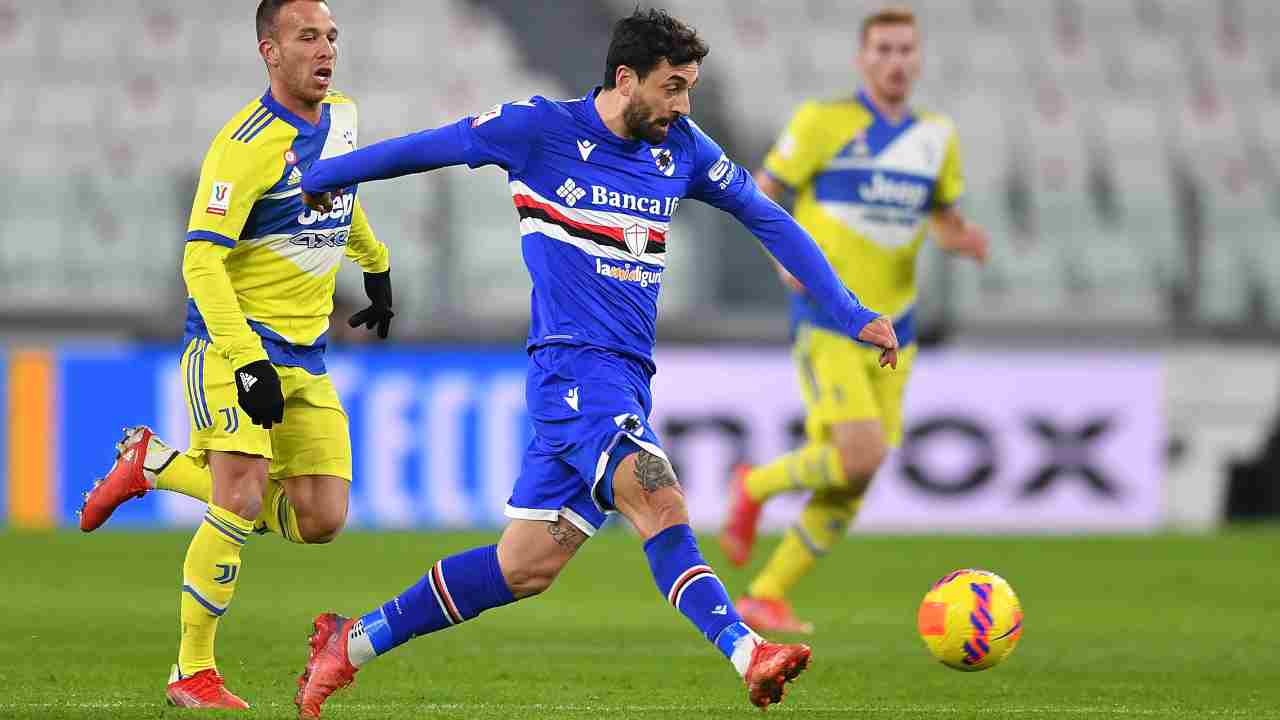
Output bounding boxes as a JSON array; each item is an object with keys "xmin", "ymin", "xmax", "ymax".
[{"xmin": 292, "ymin": 9, "xmax": 898, "ymax": 716}]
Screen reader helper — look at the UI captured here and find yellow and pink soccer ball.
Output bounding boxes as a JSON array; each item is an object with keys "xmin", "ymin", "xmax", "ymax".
[{"xmin": 917, "ymin": 569, "xmax": 1023, "ymax": 671}]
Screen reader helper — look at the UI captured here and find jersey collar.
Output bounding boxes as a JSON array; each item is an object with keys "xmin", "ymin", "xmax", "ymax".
[
  {"xmin": 261, "ymin": 89, "xmax": 331, "ymax": 135},
  {"xmin": 856, "ymin": 88, "xmax": 915, "ymax": 128}
]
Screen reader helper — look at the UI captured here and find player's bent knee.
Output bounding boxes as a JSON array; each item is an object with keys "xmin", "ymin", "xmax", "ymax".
[
  {"xmin": 297, "ymin": 506, "xmax": 347, "ymax": 544},
  {"xmin": 612, "ymin": 450, "xmax": 691, "ymax": 538},
  {"xmin": 497, "ymin": 518, "xmax": 584, "ymax": 599},
  {"xmin": 503, "ymin": 562, "xmax": 560, "ymax": 598},
  {"xmin": 834, "ymin": 437, "xmax": 888, "ymax": 488},
  {"xmin": 647, "ymin": 485, "xmax": 689, "ymax": 530},
  {"xmin": 215, "ymin": 485, "xmax": 263, "ymax": 521},
  {"xmin": 502, "ymin": 546, "xmax": 573, "ymax": 598},
  {"xmin": 208, "ymin": 451, "xmax": 268, "ymax": 520}
]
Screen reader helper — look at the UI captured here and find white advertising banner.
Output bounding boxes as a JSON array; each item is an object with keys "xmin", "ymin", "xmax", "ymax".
[
  {"xmin": 651, "ymin": 349, "xmax": 1165, "ymax": 533},
  {"xmin": 70, "ymin": 345, "xmax": 1162, "ymax": 532}
]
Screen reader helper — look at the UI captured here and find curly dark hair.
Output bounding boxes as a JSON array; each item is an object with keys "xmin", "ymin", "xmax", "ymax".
[{"xmin": 603, "ymin": 8, "xmax": 709, "ymax": 88}]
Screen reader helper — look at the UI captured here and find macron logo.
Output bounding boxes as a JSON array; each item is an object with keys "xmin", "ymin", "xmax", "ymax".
[
  {"xmin": 556, "ymin": 178, "xmax": 586, "ymax": 207},
  {"xmin": 577, "ymin": 139, "xmax": 597, "ymax": 162},
  {"xmin": 564, "ymin": 386, "xmax": 580, "ymax": 411},
  {"xmin": 712, "ymin": 604, "xmax": 728, "ymax": 615},
  {"xmin": 238, "ymin": 372, "xmax": 258, "ymax": 393}
]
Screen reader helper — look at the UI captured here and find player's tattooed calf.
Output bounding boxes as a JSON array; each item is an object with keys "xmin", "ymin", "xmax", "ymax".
[
  {"xmin": 633, "ymin": 450, "xmax": 678, "ymax": 493},
  {"xmin": 547, "ymin": 517, "xmax": 587, "ymax": 551}
]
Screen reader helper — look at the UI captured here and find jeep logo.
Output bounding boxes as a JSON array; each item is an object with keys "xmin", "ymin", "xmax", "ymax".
[{"xmin": 298, "ymin": 192, "xmax": 355, "ymax": 225}]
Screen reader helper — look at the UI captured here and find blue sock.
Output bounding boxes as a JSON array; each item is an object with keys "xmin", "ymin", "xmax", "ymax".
[
  {"xmin": 347, "ymin": 544, "xmax": 515, "ymax": 664},
  {"xmin": 644, "ymin": 524, "xmax": 755, "ymax": 662}
]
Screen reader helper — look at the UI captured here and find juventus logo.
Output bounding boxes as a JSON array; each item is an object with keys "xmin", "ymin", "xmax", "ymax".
[{"xmin": 214, "ymin": 563, "xmax": 239, "ymax": 584}]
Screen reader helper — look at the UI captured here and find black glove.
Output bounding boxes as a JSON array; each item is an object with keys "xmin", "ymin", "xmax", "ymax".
[
  {"xmin": 234, "ymin": 360, "xmax": 285, "ymax": 429},
  {"xmin": 348, "ymin": 269, "xmax": 394, "ymax": 339}
]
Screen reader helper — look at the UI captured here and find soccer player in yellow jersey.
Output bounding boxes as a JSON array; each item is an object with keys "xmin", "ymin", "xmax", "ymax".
[
  {"xmin": 718, "ymin": 7, "xmax": 989, "ymax": 633},
  {"xmin": 77, "ymin": 0, "xmax": 393, "ymax": 708}
]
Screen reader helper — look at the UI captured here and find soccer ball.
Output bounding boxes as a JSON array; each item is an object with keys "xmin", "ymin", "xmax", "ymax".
[{"xmin": 917, "ymin": 568, "xmax": 1023, "ymax": 671}]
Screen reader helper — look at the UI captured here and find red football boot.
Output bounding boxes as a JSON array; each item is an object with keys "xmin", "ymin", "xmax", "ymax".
[
  {"xmin": 718, "ymin": 464, "xmax": 762, "ymax": 567},
  {"xmin": 744, "ymin": 640, "xmax": 812, "ymax": 710},
  {"xmin": 165, "ymin": 666, "xmax": 250, "ymax": 709},
  {"xmin": 79, "ymin": 426, "xmax": 175, "ymax": 532},
  {"xmin": 737, "ymin": 596, "xmax": 815, "ymax": 635},
  {"xmin": 296, "ymin": 613, "xmax": 359, "ymax": 719}
]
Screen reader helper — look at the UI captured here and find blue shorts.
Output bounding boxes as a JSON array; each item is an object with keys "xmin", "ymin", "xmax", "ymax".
[{"xmin": 505, "ymin": 344, "xmax": 668, "ymax": 537}]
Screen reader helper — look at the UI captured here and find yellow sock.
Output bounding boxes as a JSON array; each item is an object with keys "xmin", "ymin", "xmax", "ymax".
[
  {"xmin": 178, "ymin": 503, "xmax": 252, "ymax": 675},
  {"xmin": 154, "ymin": 449, "xmax": 213, "ymax": 502},
  {"xmin": 748, "ymin": 491, "xmax": 862, "ymax": 600},
  {"xmin": 255, "ymin": 480, "xmax": 304, "ymax": 544},
  {"xmin": 744, "ymin": 443, "xmax": 846, "ymax": 503}
]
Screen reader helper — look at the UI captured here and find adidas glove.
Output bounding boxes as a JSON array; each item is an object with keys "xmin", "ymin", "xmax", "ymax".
[
  {"xmin": 234, "ymin": 360, "xmax": 285, "ymax": 429},
  {"xmin": 348, "ymin": 269, "xmax": 394, "ymax": 339}
]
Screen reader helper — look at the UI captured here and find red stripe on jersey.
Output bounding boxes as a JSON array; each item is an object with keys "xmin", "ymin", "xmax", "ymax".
[{"xmin": 513, "ymin": 193, "xmax": 667, "ymax": 246}]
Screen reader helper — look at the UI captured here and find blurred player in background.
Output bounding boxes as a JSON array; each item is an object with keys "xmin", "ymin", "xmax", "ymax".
[
  {"xmin": 719, "ymin": 7, "xmax": 989, "ymax": 633},
  {"xmin": 290, "ymin": 8, "xmax": 898, "ymax": 717},
  {"xmin": 77, "ymin": 0, "xmax": 394, "ymax": 708}
]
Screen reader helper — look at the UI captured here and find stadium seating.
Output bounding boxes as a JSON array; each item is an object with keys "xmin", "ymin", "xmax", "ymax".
[{"xmin": 3, "ymin": 0, "xmax": 1277, "ymax": 336}]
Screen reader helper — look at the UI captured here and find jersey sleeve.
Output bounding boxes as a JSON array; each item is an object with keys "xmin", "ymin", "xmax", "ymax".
[
  {"xmin": 684, "ymin": 120, "xmax": 755, "ymax": 213},
  {"xmin": 182, "ymin": 242, "xmax": 269, "ymax": 367},
  {"xmin": 344, "ymin": 197, "xmax": 390, "ymax": 273},
  {"xmin": 454, "ymin": 97, "xmax": 547, "ymax": 173},
  {"xmin": 186, "ymin": 134, "xmax": 273, "ymax": 248},
  {"xmin": 762, "ymin": 101, "xmax": 827, "ymax": 190},
  {"xmin": 302, "ymin": 97, "xmax": 548, "ymax": 195},
  {"xmin": 931, "ymin": 127, "xmax": 965, "ymax": 209}
]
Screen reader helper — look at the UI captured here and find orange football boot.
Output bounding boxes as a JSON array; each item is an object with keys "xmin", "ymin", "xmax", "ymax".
[
  {"xmin": 165, "ymin": 666, "xmax": 250, "ymax": 709},
  {"xmin": 744, "ymin": 640, "xmax": 812, "ymax": 710},
  {"xmin": 718, "ymin": 464, "xmax": 762, "ymax": 567},
  {"xmin": 296, "ymin": 613, "xmax": 359, "ymax": 719},
  {"xmin": 79, "ymin": 426, "xmax": 174, "ymax": 531}
]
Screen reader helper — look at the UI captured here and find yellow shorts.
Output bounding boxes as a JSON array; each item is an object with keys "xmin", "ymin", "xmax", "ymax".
[
  {"xmin": 180, "ymin": 338, "xmax": 352, "ymax": 481},
  {"xmin": 794, "ymin": 325, "xmax": 917, "ymax": 447}
]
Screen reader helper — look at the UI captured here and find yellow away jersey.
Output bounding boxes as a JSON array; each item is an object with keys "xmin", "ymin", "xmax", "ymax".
[
  {"xmin": 184, "ymin": 89, "xmax": 388, "ymax": 373},
  {"xmin": 764, "ymin": 90, "xmax": 963, "ymax": 342}
]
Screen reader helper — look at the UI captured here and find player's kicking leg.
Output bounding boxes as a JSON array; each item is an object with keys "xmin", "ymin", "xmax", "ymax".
[
  {"xmin": 296, "ymin": 449, "xmax": 811, "ymax": 718},
  {"xmin": 609, "ymin": 449, "xmax": 811, "ymax": 708},
  {"xmin": 81, "ymin": 436, "xmax": 346, "ymax": 543},
  {"xmin": 295, "ymin": 515, "xmax": 585, "ymax": 718},
  {"xmin": 78, "ymin": 426, "xmax": 210, "ymax": 531}
]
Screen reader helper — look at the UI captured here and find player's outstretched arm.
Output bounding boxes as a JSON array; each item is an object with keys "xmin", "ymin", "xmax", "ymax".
[
  {"xmin": 732, "ymin": 183, "xmax": 898, "ymax": 368},
  {"xmin": 304, "ymin": 99, "xmax": 547, "ymax": 211},
  {"xmin": 303, "ymin": 124, "xmax": 472, "ymax": 210},
  {"xmin": 687, "ymin": 124, "xmax": 896, "ymax": 364},
  {"xmin": 930, "ymin": 205, "xmax": 989, "ymax": 264},
  {"xmin": 752, "ymin": 169, "xmax": 804, "ymax": 293}
]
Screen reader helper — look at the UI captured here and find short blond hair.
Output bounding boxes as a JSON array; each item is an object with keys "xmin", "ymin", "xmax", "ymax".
[{"xmin": 861, "ymin": 6, "xmax": 917, "ymax": 45}]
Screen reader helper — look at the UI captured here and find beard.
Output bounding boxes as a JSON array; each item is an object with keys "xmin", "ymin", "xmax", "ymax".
[{"xmin": 622, "ymin": 97, "xmax": 671, "ymax": 144}]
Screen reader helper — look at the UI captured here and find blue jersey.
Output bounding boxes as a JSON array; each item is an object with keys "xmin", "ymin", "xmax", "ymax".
[
  {"xmin": 304, "ymin": 88, "xmax": 880, "ymax": 371},
  {"xmin": 450, "ymin": 90, "xmax": 753, "ymax": 371}
]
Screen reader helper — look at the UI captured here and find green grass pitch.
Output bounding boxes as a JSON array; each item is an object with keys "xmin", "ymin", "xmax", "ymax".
[{"xmin": 1, "ymin": 527, "xmax": 1278, "ymax": 719}]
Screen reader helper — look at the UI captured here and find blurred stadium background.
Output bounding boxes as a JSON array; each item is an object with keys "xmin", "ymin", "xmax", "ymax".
[
  {"xmin": 3, "ymin": 0, "xmax": 1280, "ymax": 534},
  {"xmin": 4, "ymin": 2, "xmax": 1280, "ymax": 718}
]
